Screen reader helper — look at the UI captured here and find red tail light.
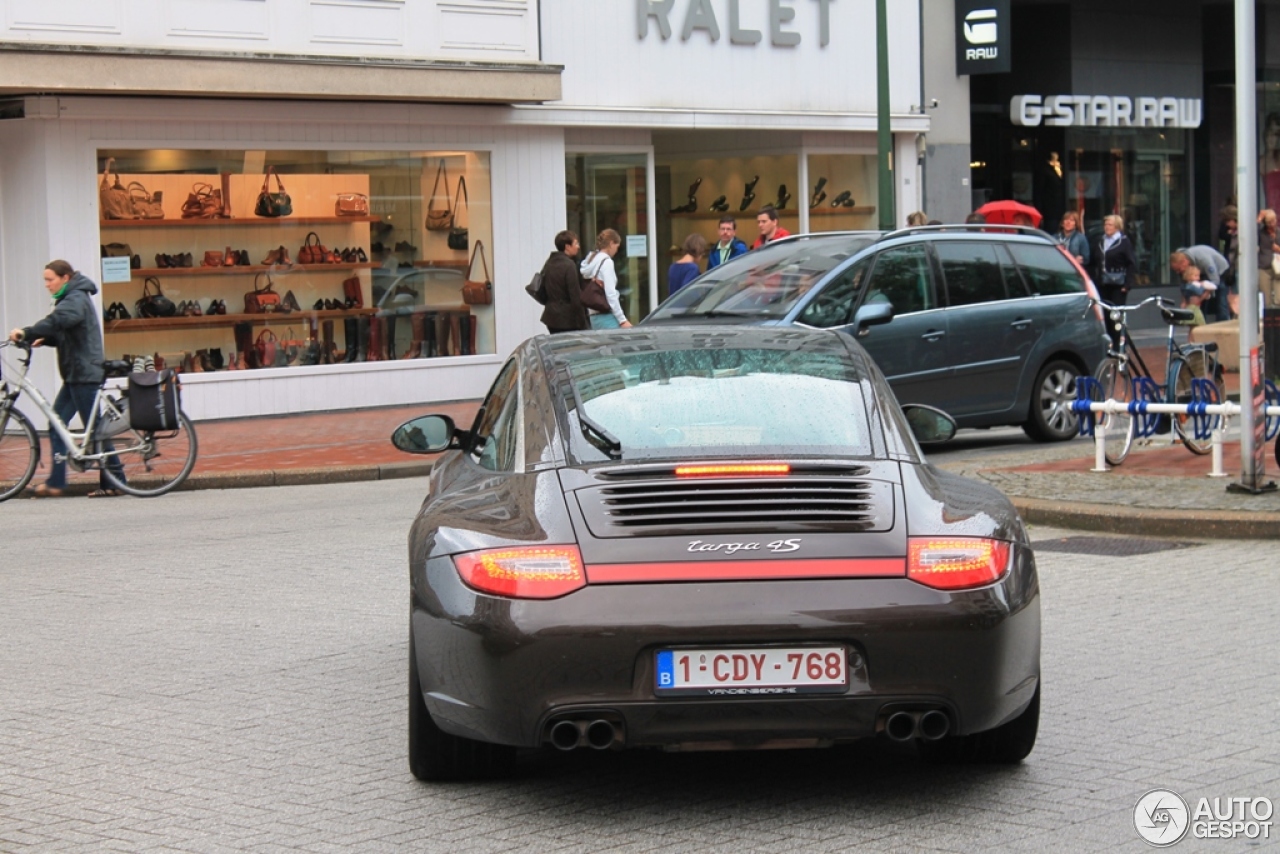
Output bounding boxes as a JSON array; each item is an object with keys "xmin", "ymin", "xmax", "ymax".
[
  {"xmin": 453, "ymin": 546, "xmax": 586, "ymax": 599},
  {"xmin": 676, "ymin": 463, "xmax": 790, "ymax": 477},
  {"xmin": 907, "ymin": 538, "xmax": 1011, "ymax": 590}
]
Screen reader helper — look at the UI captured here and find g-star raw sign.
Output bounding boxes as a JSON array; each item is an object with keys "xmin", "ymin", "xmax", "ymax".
[
  {"xmin": 637, "ymin": 0, "xmax": 835, "ymax": 47},
  {"xmin": 1011, "ymin": 94, "xmax": 1203, "ymax": 129},
  {"xmin": 955, "ymin": 0, "xmax": 1010, "ymax": 75}
]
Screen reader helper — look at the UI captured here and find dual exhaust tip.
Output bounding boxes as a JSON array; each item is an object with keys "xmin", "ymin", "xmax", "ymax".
[
  {"xmin": 883, "ymin": 709, "xmax": 951, "ymax": 742},
  {"xmin": 549, "ymin": 718, "xmax": 620, "ymax": 751}
]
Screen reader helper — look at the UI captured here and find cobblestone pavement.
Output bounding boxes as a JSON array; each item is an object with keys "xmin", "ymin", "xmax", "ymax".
[{"xmin": 2, "ymin": 479, "xmax": 1278, "ymax": 853}]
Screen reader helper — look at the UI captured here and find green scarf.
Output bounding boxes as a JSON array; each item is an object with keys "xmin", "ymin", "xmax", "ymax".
[{"xmin": 52, "ymin": 282, "xmax": 70, "ymax": 302}]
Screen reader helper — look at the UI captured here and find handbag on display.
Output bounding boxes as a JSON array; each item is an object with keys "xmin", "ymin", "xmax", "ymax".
[
  {"xmin": 461, "ymin": 240, "xmax": 493, "ymax": 306},
  {"xmin": 244, "ymin": 273, "xmax": 282, "ymax": 314},
  {"xmin": 580, "ymin": 251, "xmax": 613, "ymax": 313},
  {"xmin": 255, "ymin": 330, "xmax": 279, "ymax": 368},
  {"xmin": 254, "ymin": 166, "xmax": 293, "ymax": 218},
  {"xmin": 136, "ymin": 277, "xmax": 177, "ymax": 318},
  {"xmin": 342, "ymin": 275, "xmax": 364, "ymax": 308},
  {"xmin": 127, "ymin": 181, "xmax": 165, "ymax": 219},
  {"xmin": 447, "ymin": 176, "xmax": 469, "ymax": 251},
  {"xmin": 101, "ymin": 243, "xmax": 133, "ymax": 258},
  {"xmin": 335, "ymin": 193, "xmax": 369, "ymax": 217},
  {"xmin": 202, "ymin": 250, "xmax": 225, "ymax": 267},
  {"xmin": 298, "ymin": 231, "xmax": 329, "ymax": 265},
  {"xmin": 279, "ymin": 328, "xmax": 305, "ymax": 365},
  {"xmin": 181, "ymin": 183, "xmax": 224, "ymax": 219},
  {"xmin": 425, "ymin": 160, "xmax": 454, "ymax": 231},
  {"xmin": 99, "ymin": 158, "xmax": 137, "ymax": 220}
]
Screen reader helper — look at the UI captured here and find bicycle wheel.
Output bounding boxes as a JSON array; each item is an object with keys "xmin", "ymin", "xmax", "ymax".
[
  {"xmin": 95, "ymin": 411, "xmax": 197, "ymax": 497},
  {"xmin": 0, "ymin": 405, "xmax": 40, "ymax": 501},
  {"xmin": 1170, "ymin": 352, "xmax": 1222, "ymax": 455},
  {"xmin": 1094, "ymin": 357, "xmax": 1135, "ymax": 466}
]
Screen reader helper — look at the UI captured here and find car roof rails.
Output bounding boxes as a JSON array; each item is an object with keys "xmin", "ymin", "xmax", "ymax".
[{"xmin": 879, "ymin": 224, "xmax": 1053, "ymax": 242}]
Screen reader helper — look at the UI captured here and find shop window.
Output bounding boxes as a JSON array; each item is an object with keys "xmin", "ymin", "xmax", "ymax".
[
  {"xmin": 935, "ymin": 243, "xmax": 1006, "ymax": 306},
  {"xmin": 865, "ymin": 246, "xmax": 934, "ymax": 314},
  {"xmin": 805, "ymin": 154, "xmax": 878, "ymax": 234},
  {"xmin": 96, "ymin": 149, "xmax": 495, "ymax": 372},
  {"xmin": 1006, "ymin": 244, "xmax": 1086, "ymax": 296}
]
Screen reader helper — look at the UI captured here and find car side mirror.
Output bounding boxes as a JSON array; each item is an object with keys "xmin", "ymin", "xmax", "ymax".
[
  {"xmin": 852, "ymin": 302, "xmax": 894, "ymax": 336},
  {"xmin": 391, "ymin": 414, "xmax": 457, "ymax": 454},
  {"xmin": 901, "ymin": 404, "xmax": 957, "ymax": 446}
]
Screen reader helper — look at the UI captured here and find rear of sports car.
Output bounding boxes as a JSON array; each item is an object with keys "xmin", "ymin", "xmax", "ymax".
[{"xmin": 407, "ymin": 329, "xmax": 1039, "ymax": 778}]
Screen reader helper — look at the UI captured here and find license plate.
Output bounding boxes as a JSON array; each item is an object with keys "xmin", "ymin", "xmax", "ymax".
[{"xmin": 655, "ymin": 647, "xmax": 848, "ymax": 696}]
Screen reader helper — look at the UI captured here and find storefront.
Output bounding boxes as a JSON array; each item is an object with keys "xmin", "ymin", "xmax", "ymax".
[{"xmin": 0, "ymin": 0, "xmax": 925, "ymax": 420}]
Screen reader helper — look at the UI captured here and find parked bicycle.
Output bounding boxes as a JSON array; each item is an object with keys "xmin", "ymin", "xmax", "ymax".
[
  {"xmin": 0, "ymin": 340, "xmax": 197, "ymax": 500},
  {"xmin": 1088, "ymin": 295, "xmax": 1225, "ymax": 466}
]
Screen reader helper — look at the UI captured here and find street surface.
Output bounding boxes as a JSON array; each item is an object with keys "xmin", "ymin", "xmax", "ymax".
[{"xmin": 2, "ymin": 477, "xmax": 1278, "ymax": 852}]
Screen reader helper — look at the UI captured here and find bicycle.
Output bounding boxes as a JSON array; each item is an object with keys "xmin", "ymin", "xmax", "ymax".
[
  {"xmin": 0, "ymin": 340, "xmax": 197, "ymax": 500},
  {"xmin": 1089, "ymin": 295, "xmax": 1225, "ymax": 466}
]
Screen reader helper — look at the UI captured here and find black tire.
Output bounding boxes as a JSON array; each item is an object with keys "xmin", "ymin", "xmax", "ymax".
[
  {"xmin": 0, "ymin": 406, "xmax": 40, "ymax": 502},
  {"xmin": 918, "ymin": 685, "xmax": 1040, "ymax": 765},
  {"xmin": 96, "ymin": 411, "xmax": 198, "ymax": 497},
  {"xmin": 409, "ymin": 633, "xmax": 516, "ymax": 782},
  {"xmin": 1022, "ymin": 359, "xmax": 1082, "ymax": 442},
  {"xmin": 1094, "ymin": 358, "xmax": 1134, "ymax": 466},
  {"xmin": 1170, "ymin": 352, "xmax": 1222, "ymax": 456}
]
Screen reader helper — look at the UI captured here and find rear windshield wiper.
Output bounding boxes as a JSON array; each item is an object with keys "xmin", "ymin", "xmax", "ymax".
[{"xmin": 568, "ymin": 380, "xmax": 622, "ymax": 459}]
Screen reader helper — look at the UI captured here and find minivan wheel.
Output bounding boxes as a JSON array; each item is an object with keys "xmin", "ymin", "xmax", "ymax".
[{"xmin": 1023, "ymin": 360, "xmax": 1081, "ymax": 442}]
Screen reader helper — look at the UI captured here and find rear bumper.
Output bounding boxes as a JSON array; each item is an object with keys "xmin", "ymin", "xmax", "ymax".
[{"xmin": 411, "ymin": 546, "xmax": 1040, "ymax": 748}]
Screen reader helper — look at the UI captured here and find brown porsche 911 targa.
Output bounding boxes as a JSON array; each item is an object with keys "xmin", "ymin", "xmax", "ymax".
[{"xmin": 393, "ymin": 326, "xmax": 1040, "ymax": 780}]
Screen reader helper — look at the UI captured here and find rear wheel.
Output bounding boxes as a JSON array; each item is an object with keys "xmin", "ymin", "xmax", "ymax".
[
  {"xmin": 1170, "ymin": 351, "xmax": 1223, "ymax": 455},
  {"xmin": 1022, "ymin": 360, "xmax": 1082, "ymax": 442},
  {"xmin": 1094, "ymin": 358, "xmax": 1134, "ymax": 465},
  {"xmin": 918, "ymin": 685, "xmax": 1040, "ymax": 765},
  {"xmin": 0, "ymin": 406, "xmax": 40, "ymax": 502},
  {"xmin": 95, "ymin": 411, "xmax": 197, "ymax": 497},
  {"xmin": 409, "ymin": 633, "xmax": 515, "ymax": 781}
]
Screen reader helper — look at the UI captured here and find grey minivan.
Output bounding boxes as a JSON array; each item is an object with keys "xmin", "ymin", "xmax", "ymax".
[{"xmin": 644, "ymin": 226, "xmax": 1110, "ymax": 442}]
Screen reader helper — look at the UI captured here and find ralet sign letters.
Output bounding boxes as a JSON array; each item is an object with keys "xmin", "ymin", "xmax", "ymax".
[
  {"xmin": 637, "ymin": 0, "xmax": 835, "ymax": 47},
  {"xmin": 1011, "ymin": 94, "xmax": 1203, "ymax": 129}
]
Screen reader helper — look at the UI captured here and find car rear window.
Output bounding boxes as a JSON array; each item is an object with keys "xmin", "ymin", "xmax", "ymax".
[
  {"xmin": 560, "ymin": 347, "xmax": 874, "ymax": 462},
  {"xmin": 646, "ymin": 237, "xmax": 875, "ymax": 322},
  {"xmin": 1005, "ymin": 243, "xmax": 1087, "ymax": 295}
]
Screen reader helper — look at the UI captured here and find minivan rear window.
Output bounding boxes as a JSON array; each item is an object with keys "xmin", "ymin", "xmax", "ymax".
[{"xmin": 1006, "ymin": 243, "xmax": 1087, "ymax": 295}]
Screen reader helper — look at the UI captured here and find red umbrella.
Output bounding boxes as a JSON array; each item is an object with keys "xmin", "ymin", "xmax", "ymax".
[{"xmin": 975, "ymin": 200, "xmax": 1043, "ymax": 228}]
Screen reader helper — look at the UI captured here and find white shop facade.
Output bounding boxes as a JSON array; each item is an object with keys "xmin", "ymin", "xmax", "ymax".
[{"xmin": 0, "ymin": 0, "xmax": 925, "ymax": 420}]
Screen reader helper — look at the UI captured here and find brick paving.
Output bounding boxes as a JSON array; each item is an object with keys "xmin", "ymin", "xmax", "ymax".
[{"xmin": 1, "ymin": 482, "xmax": 1277, "ymax": 852}]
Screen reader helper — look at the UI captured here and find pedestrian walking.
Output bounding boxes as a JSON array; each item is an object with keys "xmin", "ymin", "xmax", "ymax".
[
  {"xmin": 1092, "ymin": 214, "xmax": 1137, "ymax": 307},
  {"xmin": 706, "ymin": 216, "xmax": 748, "ymax": 269},
  {"xmin": 580, "ymin": 229, "xmax": 631, "ymax": 329},
  {"xmin": 1258, "ymin": 209, "xmax": 1280, "ymax": 308},
  {"xmin": 668, "ymin": 233, "xmax": 707, "ymax": 296},
  {"xmin": 1056, "ymin": 212, "xmax": 1090, "ymax": 268},
  {"xmin": 538, "ymin": 230, "xmax": 589, "ymax": 334},
  {"xmin": 7, "ymin": 260, "xmax": 126, "ymax": 497},
  {"xmin": 751, "ymin": 206, "xmax": 791, "ymax": 249}
]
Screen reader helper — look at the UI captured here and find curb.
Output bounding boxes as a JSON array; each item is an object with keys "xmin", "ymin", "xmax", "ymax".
[
  {"xmin": 1011, "ymin": 496, "xmax": 1280, "ymax": 540},
  {"xmin": 175, "ymin": 460, "xmax": 434, "ymax": 492}
]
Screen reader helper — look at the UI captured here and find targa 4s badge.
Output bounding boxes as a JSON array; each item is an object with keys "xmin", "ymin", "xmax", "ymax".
[{"xmin": 687, "ymin": 539, "xmax": 802, "ymax": 556}]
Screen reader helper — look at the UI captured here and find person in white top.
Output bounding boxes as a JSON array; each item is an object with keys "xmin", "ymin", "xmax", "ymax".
[{"xmin": 580, "ymin": 229, "xmax": 632, "ymax": 329}]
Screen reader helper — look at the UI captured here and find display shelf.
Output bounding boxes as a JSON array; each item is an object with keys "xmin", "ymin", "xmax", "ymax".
[
  {"xmin": 667, "ymin": 206, "xmax": 874, "ymax": 220},
  {"xmin": 123, "ymin": 262, "xmax": 376, "ymax": 277},
  {"xmin": 101, "ymin": 216, "xmax": 383, "ymax": 228},
  {"xmin": 411, "ymin": 260, "xmax": 470, "ymax": 270},
  {"xmin": 104, "ymin": 308, "xmax": 376, "ymax": 333}
]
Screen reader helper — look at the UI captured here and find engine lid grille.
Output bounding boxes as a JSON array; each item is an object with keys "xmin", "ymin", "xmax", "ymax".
[{"xmin": 576, "ymin": 470, "xmax": 894, "ymax": 537}]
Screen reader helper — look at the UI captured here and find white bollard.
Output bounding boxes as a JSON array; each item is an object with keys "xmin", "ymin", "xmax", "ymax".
[
  {"xmin": 1092, "ymin": 414, "xmax": 1108, "ymax": 472},
  {"xmin": 1209, "ymin": 424, "xmax": 1228, "ymax": 477}
]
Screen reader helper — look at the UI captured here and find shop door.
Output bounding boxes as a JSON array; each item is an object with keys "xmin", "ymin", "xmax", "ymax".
[
  {"xmin": 1132, "ymin": 153, "xmax": 1170, "ymax": 285},
  {"xmin": 566, "ymin": 154, "xmax": 651, "ymax": 322}
]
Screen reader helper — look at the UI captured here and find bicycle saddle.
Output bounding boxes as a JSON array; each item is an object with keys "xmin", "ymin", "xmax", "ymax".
[
  {"xmin": 1158, "ymin": 305, "xmax": 1196, "ymax": 324},
  {"xmin": 102, "ymin": 360, "xmax": 134, "ymax": 378}
]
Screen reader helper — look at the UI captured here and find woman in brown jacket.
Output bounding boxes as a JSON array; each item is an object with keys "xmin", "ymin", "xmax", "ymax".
[{"xmin": 539, "ymin": 230, "xmax": 590, "ymax": 334}]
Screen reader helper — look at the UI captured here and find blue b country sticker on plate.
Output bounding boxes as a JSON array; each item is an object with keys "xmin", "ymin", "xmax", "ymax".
[{"xmin": 655, "ymin": 650, "xmax": 675, "ymax": 689}]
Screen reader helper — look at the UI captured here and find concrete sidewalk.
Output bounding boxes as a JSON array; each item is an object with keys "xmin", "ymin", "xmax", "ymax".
[{"xmin": 37, "ymin": 362, "xmax": 1280, "ymax": 538}]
